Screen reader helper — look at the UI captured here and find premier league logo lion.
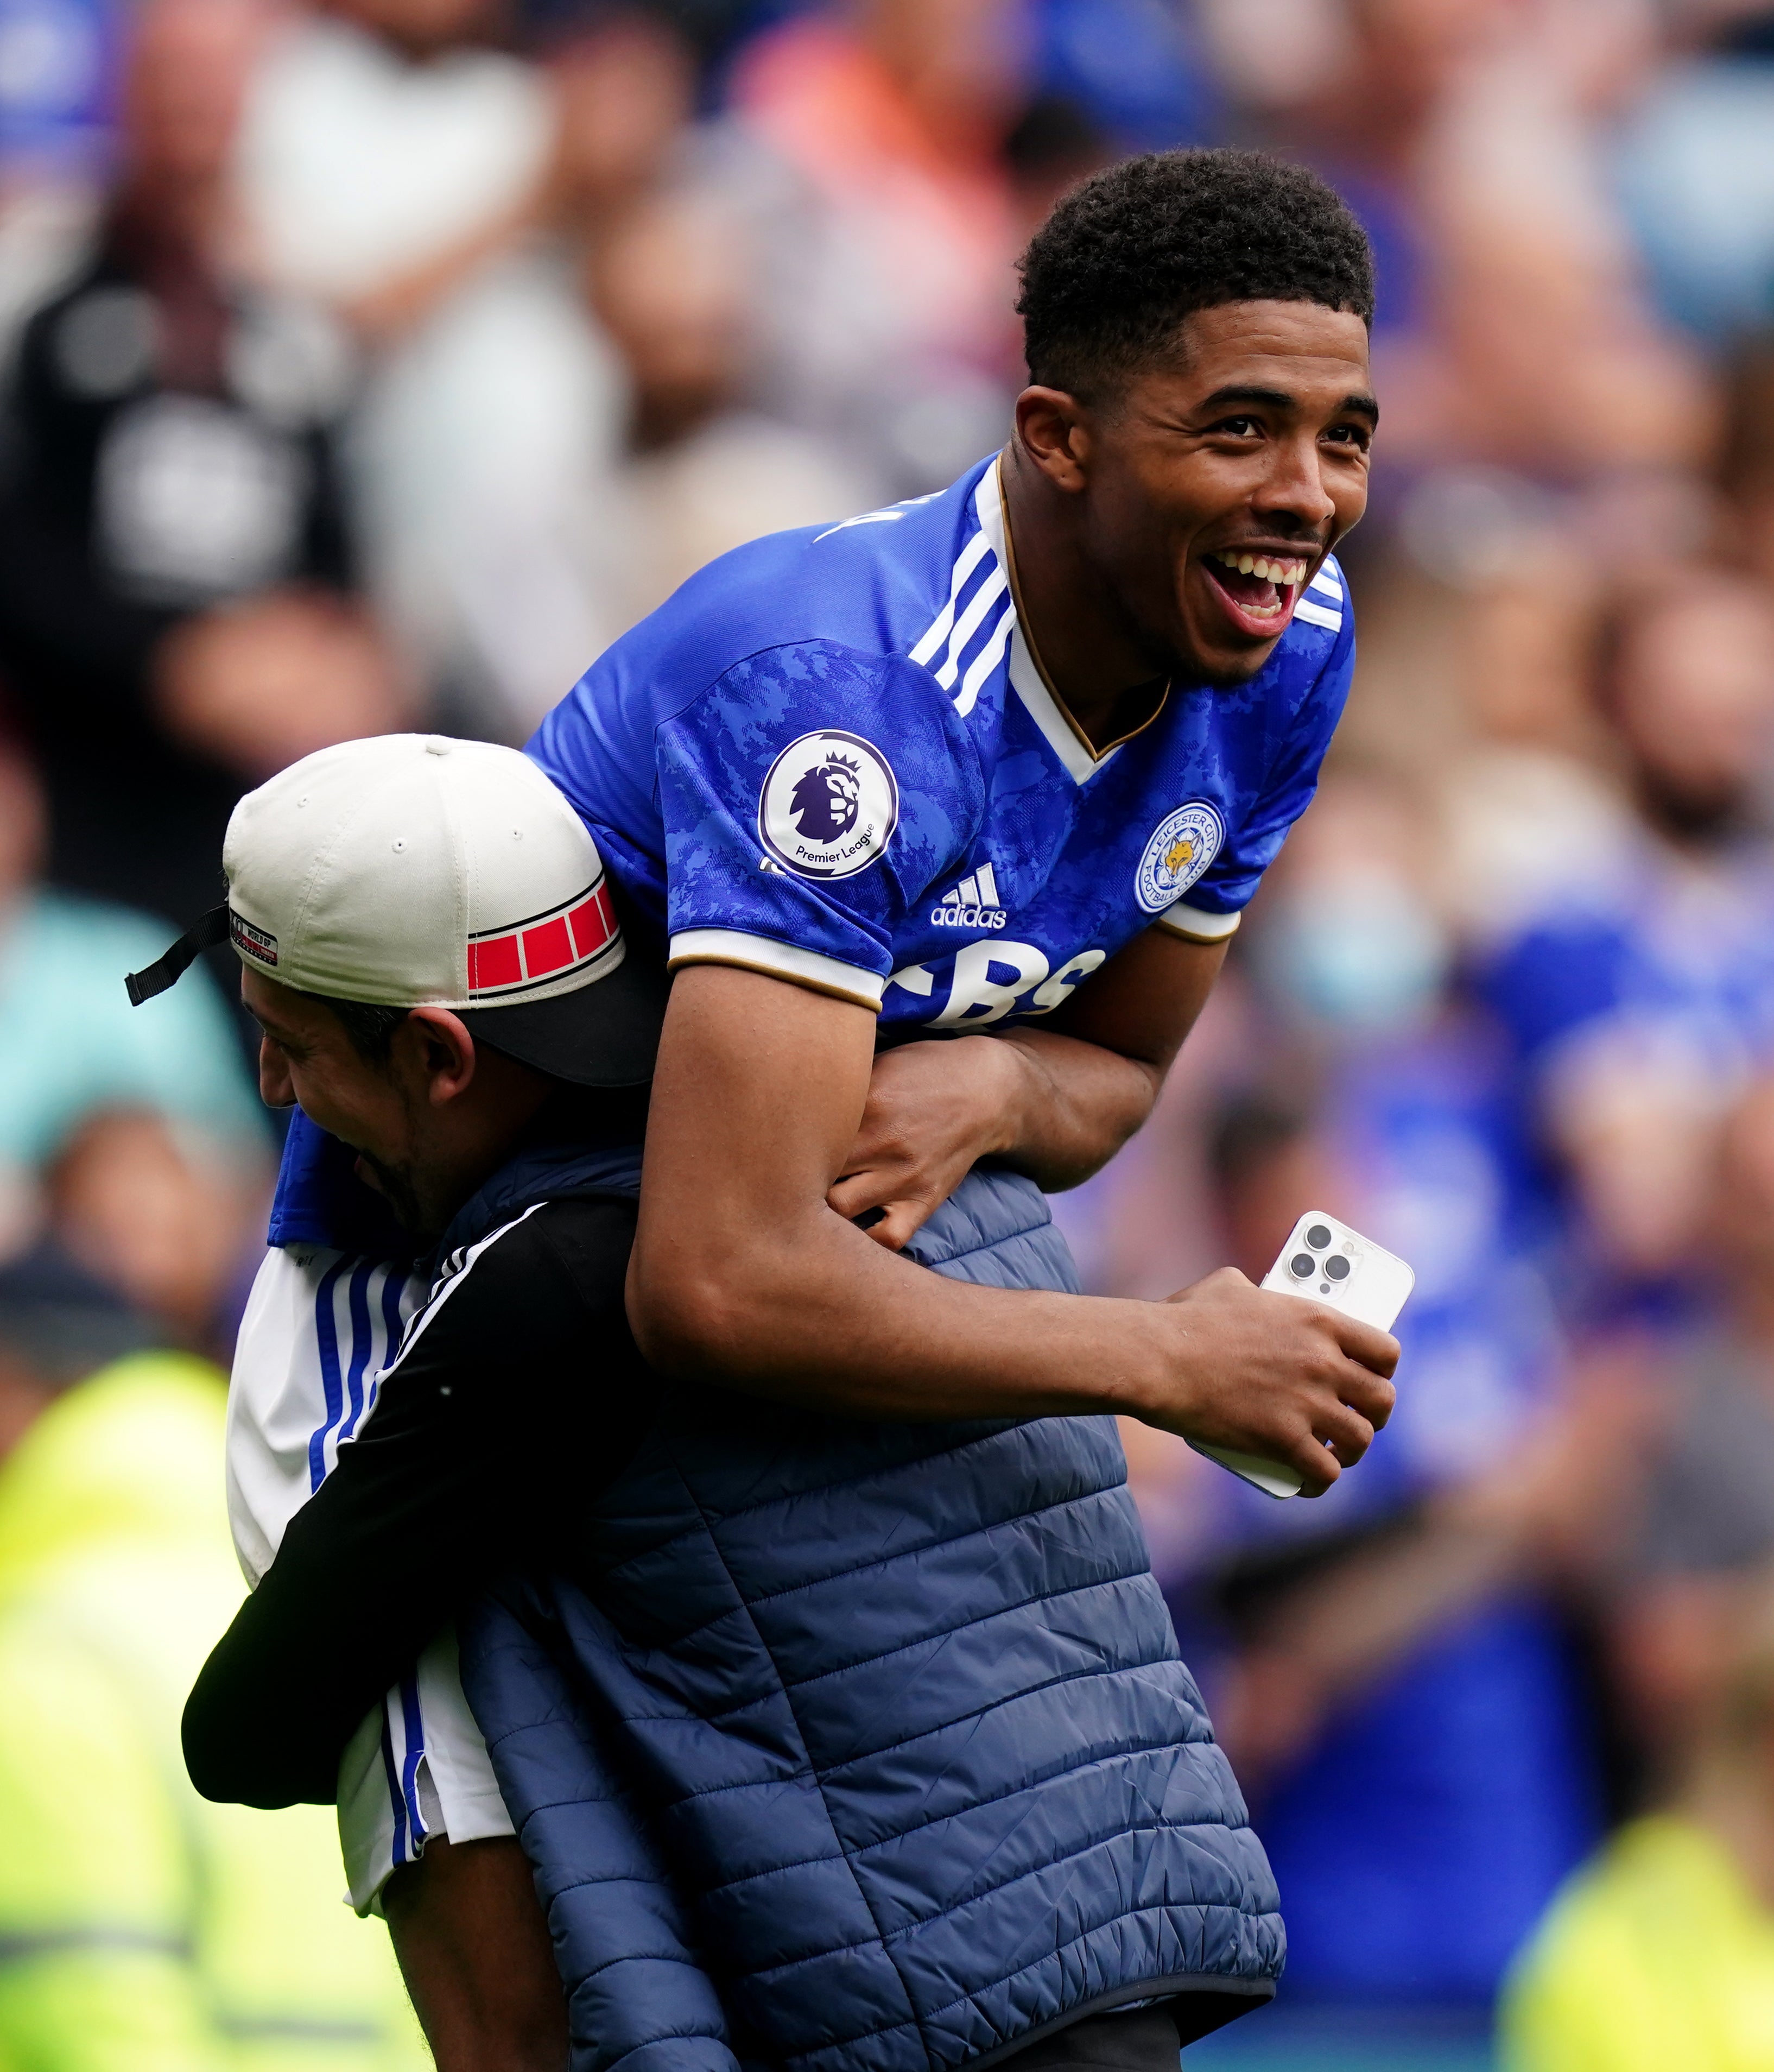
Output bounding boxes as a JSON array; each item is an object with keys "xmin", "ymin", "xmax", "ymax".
[
  {"xmin": 759, "ymin": 728, "xmax": 899, "ymax": 880},
  {"xmin": 789, "ymin": 753, "xmax": 862, "ymax": 844}
]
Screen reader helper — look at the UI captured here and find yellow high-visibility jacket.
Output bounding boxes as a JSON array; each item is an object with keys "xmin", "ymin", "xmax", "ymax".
[
  {"xmin": 1502, "ymin": 1813, "xmax": 1774, "ymax": 2072},
  {"xmin": 0, "ymin": 1352, "xmax": 427, "ymax": 2072}
]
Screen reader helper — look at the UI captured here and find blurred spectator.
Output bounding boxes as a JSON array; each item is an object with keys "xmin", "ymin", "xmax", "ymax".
[
  {"xmin": 1248, "ymin": 764, "xmax": 1452, "ymax": 1044},
  {"xmin": 0, "ymin": 0, "xmax": 116, "ymax": 178},
  {"xmin": 1615, "ymin": 21, "xmax": 1774, "ymax": 342},
  {"xmin": 1209, "ymin": 0, "xmax": 1712, "ymax": 510},
  {"xmin": 1501, "ymin": 1573, "xmax": 1774, "ymax": 2071},
  {"xmin": 0, "ymin": 736, "xmax": 261, "ymax": 1208},
  {"xmin": 718, "ymin": 0, "xmax": 1027, "ymax": 494},
  {"xmin": 236, "ymin": 0, "xmax": 551, "ymax": 326},
  {"xmin": 1395, "ymin": 0, "xmax": 1709, "ymax": 487},
  {"xmin": 1598, "ymin": 1076, "xmax": 1774, "ymax": 1792},
  {"xmin": 47, "ymin": 1107, "xmax": 264, "ymax": 1356},
  {"xmin": 1716, "ymin": 334, "xmax": 1774, "ymax": 593},
  {"xmin": 0, "ymin": 0, "xmax": 400, "ymax": 927},
  {"xmin": 998, "ymin": 88, "xmax": 1111, "ymax": 242},
  {"xmin": 153, "ymin": 585, "xmax": 409, "ymax": 785},
  {"xmin": 1024, "ymin": 0, "xmax": 1217, "ymax": 158},
  {"xmin": 1186, "ymin": 1083, "xmax": 1608, "ymax": 2012},
  {"xmin": 0, "ymin": 0, "xmax": 119, "ymax": 345},
  {"xmin": 237, "ymin": 4, "xmax": 693, "ymax": 732},
  {"xmin": 1118, "ymin": 766, "xmax": 1621, "ymax": 2017},
  {"xmin": 587, "ymin": 186, "xmax": 866, "ymax": 621},
  {"xmin": 0, "ymin": 1251, "xmax": 426, "ymax": 2069},
  {"xmin": 1472, "ymin": 570, "xmax": 1774, "ymax": 1319}
]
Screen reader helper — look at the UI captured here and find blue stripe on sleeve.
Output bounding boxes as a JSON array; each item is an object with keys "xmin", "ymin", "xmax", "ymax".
[
  {"xmin": 306, "ymin": 1258, "xmax": 349, "ymax": 1494},
  {"xmin": 380, "ymin": 1264, "xmax": 409, "ymax": 1367},
  {"xmin": 338, "ymin": 1260, "xmax": 376, "ymax": 1443}
]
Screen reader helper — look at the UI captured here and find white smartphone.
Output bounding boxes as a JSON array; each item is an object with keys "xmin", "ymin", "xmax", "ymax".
[{"xmin": 1189, "ymin": 1210, "xmax": 1415, "ymax": 1500}]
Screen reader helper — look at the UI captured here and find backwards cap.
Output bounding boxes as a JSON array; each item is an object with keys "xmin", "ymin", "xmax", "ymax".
[{"xmin": 127, "ymin": 735, "xmax": 663, "ymax": 1088}]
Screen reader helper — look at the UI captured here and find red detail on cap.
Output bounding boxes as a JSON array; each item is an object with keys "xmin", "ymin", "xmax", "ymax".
[
  {"xmin": 522, "ymin": 915, "xmax": 573, "ymax": 977},
  {"xmin": 568, "ymin": 885, "xmax": 616, "ymax": 960},
  {"xmin": 467, "ymin": 934, "xmax": 522, "ymax": 991}
]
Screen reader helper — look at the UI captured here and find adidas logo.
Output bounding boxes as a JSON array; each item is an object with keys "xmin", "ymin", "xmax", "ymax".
[{"xmin": 931, "ymin": 861, "xmax": 1008, "ymax": 930}]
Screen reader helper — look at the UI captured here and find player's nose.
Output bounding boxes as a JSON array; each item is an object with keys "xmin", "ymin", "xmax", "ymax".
[{"xmin": 1255, "ymin": 435, "xmax": 1337, "ymax": 530}]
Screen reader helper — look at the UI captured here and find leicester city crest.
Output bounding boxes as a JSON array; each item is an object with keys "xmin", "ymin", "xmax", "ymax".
[
  {"xmin": 1134, "ymin": 800, "xmax": 1224, "ymax": 914},
  {"xmin": 758, "ymin": 728, "xmax": 899, "ymax": 879}
]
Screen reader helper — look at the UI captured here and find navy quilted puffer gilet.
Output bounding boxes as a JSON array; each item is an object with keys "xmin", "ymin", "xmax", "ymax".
[{"xmin": 460, "ymin": 1167, "xmax": 1283, "ymax": 2072}]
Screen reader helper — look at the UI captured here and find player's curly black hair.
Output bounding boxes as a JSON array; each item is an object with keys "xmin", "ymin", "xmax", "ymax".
[{"xmin": 1016, "ymin": 148, "xmax": 1375, "ymax": 400}]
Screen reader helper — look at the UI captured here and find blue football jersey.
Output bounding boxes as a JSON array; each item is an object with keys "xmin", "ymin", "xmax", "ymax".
[{"xmin": 530, "ymin": 454, "xmax": 1354, "ymax": 1035}]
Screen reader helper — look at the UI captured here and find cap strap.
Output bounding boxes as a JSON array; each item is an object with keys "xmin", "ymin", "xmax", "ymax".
[{"xmin": 125, "ymin": 904, "xmax": 231, "ymax": 1006}]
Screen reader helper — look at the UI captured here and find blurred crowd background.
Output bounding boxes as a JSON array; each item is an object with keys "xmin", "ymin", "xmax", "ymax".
[{"xmin": 2, "ymin": 0, "xmax": 1774, "ymax": 2065}]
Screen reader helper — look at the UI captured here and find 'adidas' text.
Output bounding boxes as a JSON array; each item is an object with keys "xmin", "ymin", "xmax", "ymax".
[{"xmin": 931, "ymin": 862, "xmax": 1008, "ymax": 930}]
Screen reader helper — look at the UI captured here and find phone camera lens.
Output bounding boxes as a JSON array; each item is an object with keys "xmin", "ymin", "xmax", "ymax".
[
  {"xmin": 1289, "ymin": 1253, "xmax": 1315, "ymax": 1279},
  {"xmin": 1306, "ymin": 1224, "xmax": 1332, "ymax": 1250},
  {"xmin": 1324, "ymin": 1255, "xmax": 1352, "ymax": 1281}
]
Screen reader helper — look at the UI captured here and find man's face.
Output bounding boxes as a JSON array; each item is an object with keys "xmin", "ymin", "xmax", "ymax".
[
  {"xmin": 1072, "ymin": 300, "xmax": 1375, "ymax": 686},
  {"xmin": 240, "ymin": 967, "xmax": 425, "ymax": 1225},
  {"xmin": 1614, "ymin": 584, "xmax": 1774, "ymax": 836}
]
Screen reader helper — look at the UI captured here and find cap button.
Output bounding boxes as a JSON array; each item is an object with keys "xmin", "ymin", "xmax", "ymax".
[{"xmin": 426, "ymin": 740, "xmax": 450, "ymax": 756}]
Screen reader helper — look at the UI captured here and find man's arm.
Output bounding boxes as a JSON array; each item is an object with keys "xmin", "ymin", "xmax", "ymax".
[
  {"xmin": 185, "ymin": 1198, "xmax": 648, "ymax": 1808},
  {"xmin": 829, "ymin": 929, "xmax": 1222, "ymax": 1248},
  {"xmin": 628, "ymin": 964, "xmax": 1396, "ymax": 1493}
]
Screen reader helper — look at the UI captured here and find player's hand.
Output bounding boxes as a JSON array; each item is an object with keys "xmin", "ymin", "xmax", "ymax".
[
  {"xmin": 827, "ymin": 1036, "xmax": 1025, "ymax": 1250},
  {"xmin": 1143, "ymin": 1267, "xmax": 1399, "ymax": 1495}
]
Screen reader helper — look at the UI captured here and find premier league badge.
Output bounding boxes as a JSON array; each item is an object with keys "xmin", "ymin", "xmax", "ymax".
[
  {"xmin": 1134, "ymin": 800, "xmax": 1224, "ymax": 913},
  {"xmin": 758, "ymin": 729, "xmax": 900, "ymax": 880}
]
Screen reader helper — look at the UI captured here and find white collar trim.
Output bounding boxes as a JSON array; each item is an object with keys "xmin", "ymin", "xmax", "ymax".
[{"xmin": 975, "ymin": 456, "xmax": 1116, "ymax": 787}]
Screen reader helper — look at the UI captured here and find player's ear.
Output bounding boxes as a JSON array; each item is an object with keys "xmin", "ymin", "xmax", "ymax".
[{"xmin": 1015, "ymin": 386, "xmax": 1092, "ymax": 494}]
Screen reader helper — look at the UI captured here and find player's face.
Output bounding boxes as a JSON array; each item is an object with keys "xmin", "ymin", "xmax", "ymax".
[{"xmin": 1081, "ymin": 301, "xmax": 1374, "ymax": 686}]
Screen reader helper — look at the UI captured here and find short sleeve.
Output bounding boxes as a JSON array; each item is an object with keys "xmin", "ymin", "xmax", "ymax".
[
  {"xmin": 658, "ymin": 642, "xmax": 984, "ymax": 1009},
  {"xmin": 1157, "ymin": 607, "xmax": 1354, "ymax": 943}
]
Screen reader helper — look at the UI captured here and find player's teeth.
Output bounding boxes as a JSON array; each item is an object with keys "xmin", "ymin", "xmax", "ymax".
[{"xmin": 1237, "ymin": 554, "xmax": 1255, "ymax": 575}]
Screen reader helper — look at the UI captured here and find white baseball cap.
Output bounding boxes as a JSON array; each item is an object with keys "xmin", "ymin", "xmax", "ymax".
[{"xmin": 126, "ymin": 734, "xmax": 664, "ymax": 1088}]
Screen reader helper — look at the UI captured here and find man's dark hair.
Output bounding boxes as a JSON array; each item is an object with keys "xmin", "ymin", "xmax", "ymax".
[
  {"xmin": 1016, "ymin": 148, "xmax": 1375, "ymax": 400},
  {"xmin": 306, "ymin": 992, "xmax": 409, "ymax": 1064}
]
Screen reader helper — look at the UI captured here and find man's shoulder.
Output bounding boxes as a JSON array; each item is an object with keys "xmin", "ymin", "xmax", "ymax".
[
  {"xmin": 584, "ymin": 459, "xmax": 999, "ymax": 714},
  {"xmin": 402, "ymin": 1195, "xmax": 636, "ymax": 1366}
]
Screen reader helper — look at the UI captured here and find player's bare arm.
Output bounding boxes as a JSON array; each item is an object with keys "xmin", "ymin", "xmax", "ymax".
[
  {"xmin": 630, "ymin": 963, "xmax": 1395, "ymax": 1496},
  {"xmin": 832, "ymin": 927, "xmax": 1225, "ymax": 1248}
]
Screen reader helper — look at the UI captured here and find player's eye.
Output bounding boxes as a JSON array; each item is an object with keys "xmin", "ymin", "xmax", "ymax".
[
  {"xmin": 1211, "ymin": 415, "xmax": 1263, "ymax": 438},
  {"xmin": 1325, "ymin": 423, "xmax": 1372, "ymax": 451}
]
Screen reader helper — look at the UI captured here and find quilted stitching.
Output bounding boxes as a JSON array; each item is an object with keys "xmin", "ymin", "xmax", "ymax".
[{"xmin": 460, "ymin": 1168, "xmax": 1283, "ymax": 2072}]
